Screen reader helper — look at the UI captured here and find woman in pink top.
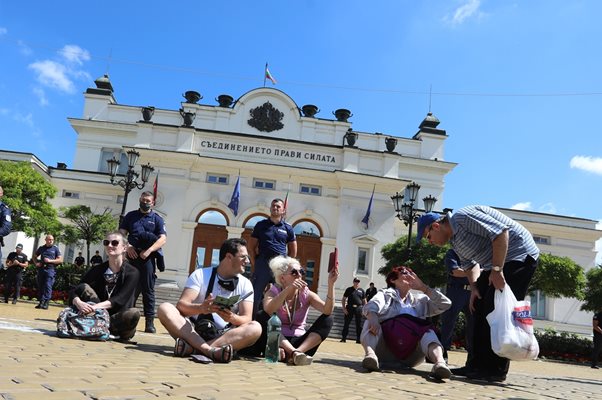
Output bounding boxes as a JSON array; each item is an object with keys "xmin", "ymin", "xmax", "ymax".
[{"xmin": 263, "ymin": 256, "xmax": 338, "ymax": 365}]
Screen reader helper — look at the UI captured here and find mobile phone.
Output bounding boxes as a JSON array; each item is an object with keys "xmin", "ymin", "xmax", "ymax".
[{"xmin": 328, "ymin": 248, "xmax": 338, "ymax": 273}]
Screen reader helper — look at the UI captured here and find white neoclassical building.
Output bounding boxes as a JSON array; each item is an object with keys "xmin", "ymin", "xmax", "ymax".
[{"xmin": 1, "ymin": 75, "xmax": 600, "ymax": 327}]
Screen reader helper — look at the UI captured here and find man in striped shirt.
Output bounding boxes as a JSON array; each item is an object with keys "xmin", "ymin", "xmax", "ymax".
[{"xmin": 416, "ymin": 205, "xmax": 539, "ymax": 382}]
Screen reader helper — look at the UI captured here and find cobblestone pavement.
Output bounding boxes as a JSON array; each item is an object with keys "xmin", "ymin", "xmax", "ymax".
[{"xmin": 1, "ymin": 302, "xmax": 600, "ymax": 400}]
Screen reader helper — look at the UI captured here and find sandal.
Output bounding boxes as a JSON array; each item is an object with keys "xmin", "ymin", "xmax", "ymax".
[
  {"xmin": 209, "ymin": 343, "xmax": 233, "ymax": 363},
  {"xmin": 174, "ymin": 338, "xmax": 195, "ymax": 357},
  {"xmin": 292, "ymin": 350, "xmax": 313, "ymax": 366}
]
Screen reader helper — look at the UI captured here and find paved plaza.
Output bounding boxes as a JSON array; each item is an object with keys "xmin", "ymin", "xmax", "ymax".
[{"xmin": 1, "ymin": 302, "xmax": 600, "ymax": 400}]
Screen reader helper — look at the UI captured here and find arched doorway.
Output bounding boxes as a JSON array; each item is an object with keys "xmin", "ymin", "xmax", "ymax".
[
  {"xmin": 293, "ymin": 220, "xmax": 323, "ymax": 293},
  {"xmin": 241, "ymin": 214, "xmax": 269, "ymax": 276},
  {"xmin": 189, "ymin": 209, "xmax": 229, "ymax": 274}
]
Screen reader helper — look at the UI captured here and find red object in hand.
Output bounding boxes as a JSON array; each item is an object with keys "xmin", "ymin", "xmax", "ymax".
[{"xmin": 328, "ymin": 248, "xmax": 338, "ymax": 273}]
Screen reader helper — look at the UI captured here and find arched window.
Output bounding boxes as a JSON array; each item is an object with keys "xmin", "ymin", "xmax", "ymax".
[
  {"xmin": 293, "ymin": 220, "xmax": 322, "ymax": 237},
  {"xmin": 243, "ymin": 214, "xmax": 268, "ymax": 229},
  {"xmin": 197, "ymin": 210, "xmax": 228, "ymax": 226}
]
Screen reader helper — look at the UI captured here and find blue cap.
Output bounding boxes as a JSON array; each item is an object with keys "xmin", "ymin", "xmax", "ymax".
[{"xmin": 415, "ymin": 212, "xmax": 441, "ymax": 243}]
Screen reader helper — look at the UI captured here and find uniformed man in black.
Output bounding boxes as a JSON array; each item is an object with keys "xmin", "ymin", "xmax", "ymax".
[
  {"xmin": 0, "ymin": 185, "xmax": 13, "ymax": 265},
  {"xmin": 365, "ymin": 282, "xmax": 377, "ymax": 302},
  {"xmin": 74, "ymin": 252, "xmax": 85, "ymax": 267},
  {"xmin": 34, "ymin": 234, "xmax": 63, "ymax": 309},
  {"xmin": 90, "ymin": 250, "xmax": 103, "ymax": 266},
  {"xmin": 341, "ymin": 277, "xmax": 366, "ymax": 343},
  {"xmin": 4, "ymin": 243, "xmax": 27, "ymax": 304}
]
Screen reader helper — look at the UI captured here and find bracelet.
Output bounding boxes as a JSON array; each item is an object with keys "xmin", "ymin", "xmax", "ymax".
[{"xmin": 326, "ymin": 295, "xmax": 333, "ymax": 300}]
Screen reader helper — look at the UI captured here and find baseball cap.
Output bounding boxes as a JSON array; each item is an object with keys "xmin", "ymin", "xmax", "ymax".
[
  {"xmin": 16, "ymin": 243, "xmax": 23, "ymax": 249},
  {"xmin": 353, "ymin": 278, "xmax": 360, "ymax": 283},
  {"xmin": 415, "ymin": 212, "xmax": 441, "ymax": 243}
]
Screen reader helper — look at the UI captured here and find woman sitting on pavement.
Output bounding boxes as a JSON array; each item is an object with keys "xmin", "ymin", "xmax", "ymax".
[
  {"xmin": 262, "ymin": 256, "xmax": 338, "ymax": 365},
  {"xmin": 69, "ymin": 231, "xmax": 141, "ymax": 341},
  {"xmin": 361, "ymin": 266, "xmax": 452, "ymax": 380}
]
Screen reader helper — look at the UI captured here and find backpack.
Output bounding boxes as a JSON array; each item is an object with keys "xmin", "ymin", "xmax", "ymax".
[
  {"xmin": 57, "ymin": 305, "xmax": 110, "ymax": 341},
  {"xmin": 381, "ymin": 314, "xmax": 435, "ymax": 360}
]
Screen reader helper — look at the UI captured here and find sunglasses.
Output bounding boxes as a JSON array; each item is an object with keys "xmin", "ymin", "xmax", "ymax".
[
  {"xmin": 290, "ymin": 269, "xmax": 305, "ymax": 277},
  {"xmin": 425, "ymin": 225, "xmax": 434, "ymax": 240},
  {"xmin": 103, "ymin": 239, "xmax": 121, "ymax": 247}
]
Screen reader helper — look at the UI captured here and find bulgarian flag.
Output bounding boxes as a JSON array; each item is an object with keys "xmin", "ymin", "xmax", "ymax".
[
  {"xmin": 265, "ymin": 63, "xmax": 277, "ymax": 85},
  {"xmin": 152, "ymin": 172, "xmax": 159, "ymax": 200},
  {"xmin": 283, "ymin": 190, "xmax": 289, "ymax": 216}
]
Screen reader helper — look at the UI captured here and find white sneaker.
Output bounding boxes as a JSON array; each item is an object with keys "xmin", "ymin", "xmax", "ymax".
[
  {"xmin": 292, "ymin": 351, "xmax": 313, "ymax": 366},
  {"xmin": 430, "ymin": 362, "xmax": 452, "ymax": 380}
]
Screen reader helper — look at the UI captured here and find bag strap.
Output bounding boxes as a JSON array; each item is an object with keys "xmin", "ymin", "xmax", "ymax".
[{"xmin": 206, "ymin": 267, "xmax": 218, "ymax": 298}]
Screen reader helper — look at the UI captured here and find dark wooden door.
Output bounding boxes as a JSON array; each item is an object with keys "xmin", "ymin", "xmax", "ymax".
[
  {"xmin": 188, "ymin": 223, "xmax": 228, "ymax": 274},
  {"xmin": 295, "ymin": 235, "xmax": 322, "ymax": 292}
]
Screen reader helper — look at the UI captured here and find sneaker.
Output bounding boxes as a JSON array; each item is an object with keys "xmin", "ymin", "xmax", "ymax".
[
  {"xmin": 40, "ymin": 301, "xmax": 49, "ymax": 310},
  {"xmin": 339, "ymin": 338, "xmax": 346, "ymax": 343},
  {"xmin": 35, "ymin": 302, "xmax": 42, "ymax": 309},
  {"xmin": 3, "ymin": 299, "xmax": 8, "ymax": 304},
  {"xmin": 362, "ymin": 355, "xmax": 380, "ymax": 372},
  {"xmin": 11, "ymin": 299, "xmax": 17, "ymax": 304},
  {"xmin": 292, "ymin": 351, "xmax": 313, "ymax": 366},
  {"xmin": 591, "ymin": 365, "xmax": 600, "ymax": 369},
  {"xmin": 430, "ymin": 362, "xmax": 452, "ymax": 380}
]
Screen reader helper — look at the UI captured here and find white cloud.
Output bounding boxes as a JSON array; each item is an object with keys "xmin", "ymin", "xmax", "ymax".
[
  {"xmin": 511, "ymin": 202, "xmax": 532, "ymax": 211},
  {"xmin": 537, "ymin": 203, "xmax": 557, "ymax": 214},
  {"xmin": 33, "ymin": 87, "xmax": 49, "ymax": 106},
  {"xmin": 0, "ymin": 27, "xmax": 7, "ymax": 36},
  {"xmin": 13, "ymin": 112, "xmax": 34, "ymax": 128},
  {"xmin": 570, "ymin": 155, "xmax": 602, "ymax": 176},
  {"xmin": 17, "ymin": 40, "xmax": 33, "ymax": 56},
  {"xmin": 444, "ymin": 0, "xmax": 484, "ymax": 25},
  {"xmin": 27, "ymin": 44, "xmax": 91, "ymax": 95},
  {"xmin": 59, "ymin": 45, "xmax": 90, "ymax": 66},
  {"xmin": 28, "ymin": 60, "xmax": 75, "ymax": 93}
]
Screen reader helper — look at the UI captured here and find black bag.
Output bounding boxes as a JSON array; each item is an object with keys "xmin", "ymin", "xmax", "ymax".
[{"xmin": 193, "ymin": 316, "xmax": 220, "ymax": 341}]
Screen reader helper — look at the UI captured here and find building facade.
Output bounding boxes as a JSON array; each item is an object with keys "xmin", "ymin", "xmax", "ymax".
[{"xmin": 1, "ymin": 75, "xmax": 600, "ymax": 327}]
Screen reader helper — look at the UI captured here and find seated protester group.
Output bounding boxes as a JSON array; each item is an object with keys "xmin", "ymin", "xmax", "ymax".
[
  {"xmin": 69, "ymin": 231, "xmax": 141, "ymax": 341},
  {"xmin": 157, "ymin": 238, "xmax": 261, "ymax": 363},
  {"xmin": 361, "ymin": 266, "xmax": 453, "ymax": 380},
  {"xmin": 258, "ymin": 255, "xmax": 337, "ymax": 365}
]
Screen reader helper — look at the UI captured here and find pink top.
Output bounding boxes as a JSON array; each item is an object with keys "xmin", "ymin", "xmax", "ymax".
[{"xmin": 268, "ymin": 285, "xmax": 311, "ymax": 337}]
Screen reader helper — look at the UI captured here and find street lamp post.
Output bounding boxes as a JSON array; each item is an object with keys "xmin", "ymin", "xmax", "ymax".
[
  {"xmin": 391, "ymin": 182, "xmax": 437, "ymax": 249},
  {"xmin": 107, "ymin": 149, "xmax": 154, "ymax": 223}
]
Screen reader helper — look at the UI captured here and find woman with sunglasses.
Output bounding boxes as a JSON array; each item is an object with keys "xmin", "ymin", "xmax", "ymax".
[
  {"xmin": 69, "ymin": 231, "xmax": 141, "ymax": 341},
  {"xmin": 360, "ymin": 266, "xmax": 452, "ymax": 380},
  {"xmin": 261, "ymin": 255, "xmax": 338, "ymax": 365}
]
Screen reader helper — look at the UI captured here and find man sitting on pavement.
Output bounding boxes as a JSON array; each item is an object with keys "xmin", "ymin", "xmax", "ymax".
[{"xmin": 157, "ymin": 238, "xmax": 261, "ymax": 363}]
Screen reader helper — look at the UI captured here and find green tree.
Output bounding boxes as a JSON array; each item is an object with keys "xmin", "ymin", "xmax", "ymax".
[
  {"xmin": 0, "ymin": 160, "xmax": 59, "ymax": 236},
  {"xmin": 529, "ymin": 253, "xmax": 586, "ymax": 299},
  {"xmin": 59, "ymin": 205, "xmax": 118, "ymax": 263},
  {"xmin": 379, "ymin": 234, "xmax": 450, "ymax": 288},
  {"xmin": 581, "ymin": 265, "xmax": 602, "ymax": 312}
]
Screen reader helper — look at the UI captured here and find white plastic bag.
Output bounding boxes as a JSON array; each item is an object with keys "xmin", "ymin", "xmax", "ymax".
[{"xmin": 486, "ymin": 288, "xmax": 539, "ymax": 361}]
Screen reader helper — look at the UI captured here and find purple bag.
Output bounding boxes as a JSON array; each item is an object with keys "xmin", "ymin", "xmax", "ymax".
[{"xmin": 381, "ymin": 314, "xmax": 434, "ymax": 359}]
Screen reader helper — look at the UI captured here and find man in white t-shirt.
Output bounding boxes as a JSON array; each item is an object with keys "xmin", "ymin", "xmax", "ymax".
[{"xmin": 157, "ymin": 238, "xmax": 261, "ymax": 363}]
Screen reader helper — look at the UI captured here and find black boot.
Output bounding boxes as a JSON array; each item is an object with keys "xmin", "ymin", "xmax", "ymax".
[
  {"xmin": 145, "ymin": 317, "xmax": 156, "ymax": 333},
  {"xmin": 40, "ymin": 300, "xmax": 49, "ymax": 310},
  {"xmin": 35, "ymin": 301, "xmax": 42, "ymax": 309}
]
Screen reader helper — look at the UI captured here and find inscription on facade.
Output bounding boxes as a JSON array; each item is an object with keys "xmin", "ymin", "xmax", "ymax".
[
  {"xmin": 247, "ymin": 102, "xmax": 284, "ymax": 132},
  {"xmin": 199, "ymin": 140, "xmax": 336, "ymax": 164}
]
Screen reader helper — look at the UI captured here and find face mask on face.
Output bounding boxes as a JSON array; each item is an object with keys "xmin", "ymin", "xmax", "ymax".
[{"xmin": 139, "ymin": 202, "xmax": 152, "ymax": 212}]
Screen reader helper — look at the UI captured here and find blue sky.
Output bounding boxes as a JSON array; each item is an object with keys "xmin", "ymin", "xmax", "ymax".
[{"xmin": 1, "ymin": 1, "xmax": 601, "ymax": 258}]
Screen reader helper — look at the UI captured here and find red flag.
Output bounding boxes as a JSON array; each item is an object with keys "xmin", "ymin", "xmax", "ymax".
[
  {"xmin": 153, "ymin": 173, "xmax": 158, "ymax": 199},
  {"xmin": 283, "ymin": 190, "xmax": 289, "ymax": 215}
]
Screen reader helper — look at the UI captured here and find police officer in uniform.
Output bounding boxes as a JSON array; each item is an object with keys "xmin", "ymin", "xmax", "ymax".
[
  {"xmin": 4, "ymin": 243, "xmax": 27, "ymax": 303},
  {"xmin": 74, "ymin": 252, "xmax": 85, "ymax": 267},
  {"xmin": 247, "ymin": 198, "xmax": 296, "ymax": 315},
  {"xmin": 119, "ymin": 191, "xmax": 166, "ymax": 333},
  {"xmin": 0, "ymin": 186, "xmax": 13, "ymax": 266},
  {"xmin": 34, "ymin": 234, "xmax": 63, "ymax": 309},
  {"xmin": 90, "ymin": 250, "xmax": 103, "ymax": 266},
  {"xmin": 341, "ymin": 277, "xmax": 366, "ymax": 343}
]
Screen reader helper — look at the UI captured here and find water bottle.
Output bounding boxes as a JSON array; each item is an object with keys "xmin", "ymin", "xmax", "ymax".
[{"xmin": 265, "ymin": 312, "xmax": 282, "ymax": 363}]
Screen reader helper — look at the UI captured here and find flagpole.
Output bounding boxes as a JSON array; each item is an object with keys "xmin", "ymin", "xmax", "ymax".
[{"xmin": 263, "ymin": 62, "xmax": 267, "ymax": 87}]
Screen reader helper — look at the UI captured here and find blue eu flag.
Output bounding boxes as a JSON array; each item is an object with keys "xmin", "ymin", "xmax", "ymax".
[{"xmin": 228, "ymin": 176, "xmax": 241, "ymax": 216}]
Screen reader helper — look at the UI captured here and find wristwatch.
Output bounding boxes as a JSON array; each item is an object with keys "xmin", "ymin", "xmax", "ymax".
[{"xmin": 492, "ymin": 265, "xmax": 503, "ymax": 272}]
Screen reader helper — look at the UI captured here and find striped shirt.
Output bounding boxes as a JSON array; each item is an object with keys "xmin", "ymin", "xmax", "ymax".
[{"xmin": 448, "ymin": 205, "xmax": 540, "ymax": 271}]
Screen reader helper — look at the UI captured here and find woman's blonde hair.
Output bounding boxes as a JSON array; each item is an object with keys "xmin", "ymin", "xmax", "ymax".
[{"xmin": 269, "ymin": 256, "xmax": 301, "ymax": 287}]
